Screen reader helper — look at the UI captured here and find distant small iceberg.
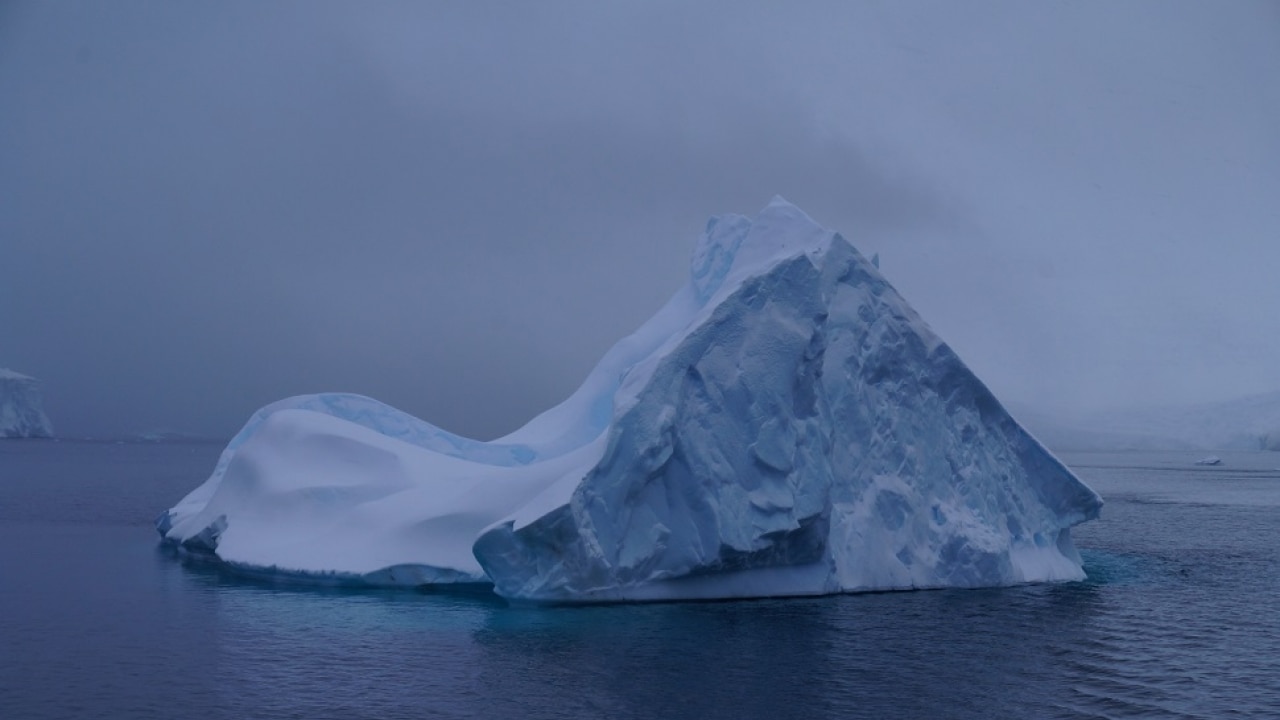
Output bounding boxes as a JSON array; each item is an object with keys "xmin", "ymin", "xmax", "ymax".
[
  {"xmin": 0, "ymin": 368, "xmax": 54, "ymax": 438},
  {"xmin": 1194, "ymin": 456, "xmax": 1223, "ymax": 466}
]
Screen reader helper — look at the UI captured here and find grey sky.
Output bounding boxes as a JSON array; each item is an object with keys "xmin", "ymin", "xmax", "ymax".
[{"xmin": 2, "ymin": 1, "xmax": 1277, "ymax": 439}]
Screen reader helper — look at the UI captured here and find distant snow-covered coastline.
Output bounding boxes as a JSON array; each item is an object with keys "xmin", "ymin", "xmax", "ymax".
[{"xmin": 1012, "ymin": 392, "xmax": 1280, "ymax": 453}]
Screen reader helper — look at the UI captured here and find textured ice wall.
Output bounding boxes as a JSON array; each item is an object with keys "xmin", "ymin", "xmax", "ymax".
[{"xmin": 473, "ymin": 201, "xmax": 1101, "ymax": 601}]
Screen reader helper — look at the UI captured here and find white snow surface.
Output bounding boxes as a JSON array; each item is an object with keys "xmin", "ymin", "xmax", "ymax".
[
  {"xmin": 0, "ymin": 369, "xmax": 53, "ymax": 438},
  {"xmin": 157, "ymin": 198, "xmax": 1102, "ymax": 601}
]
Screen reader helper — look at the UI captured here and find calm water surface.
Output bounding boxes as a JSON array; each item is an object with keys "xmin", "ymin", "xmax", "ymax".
[{"xmin": 2, "ymin": 440, "xmax": 1278, "ymax": 719}]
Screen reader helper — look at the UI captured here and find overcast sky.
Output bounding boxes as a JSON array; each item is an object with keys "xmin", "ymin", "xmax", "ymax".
[{"xmin": 2, "ymin": 1, "xmax": 1277, "ymax": 439}]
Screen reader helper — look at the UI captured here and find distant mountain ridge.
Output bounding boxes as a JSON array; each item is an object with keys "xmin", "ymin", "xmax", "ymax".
[{"xmin": 1012, "ymin": 391, "xmax": 1280, "ymax": 452}]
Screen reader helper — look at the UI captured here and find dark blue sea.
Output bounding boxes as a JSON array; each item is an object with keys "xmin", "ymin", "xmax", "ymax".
[{"xmin": 2, "ymin": 440, "xmax": 1278, "ymax": 719}]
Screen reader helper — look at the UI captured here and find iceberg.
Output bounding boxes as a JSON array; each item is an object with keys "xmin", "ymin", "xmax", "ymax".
[
  {"xmin": 0, "ymin": 368, "xmax": 53, "ymax": 439},
  {"xmin": 157, "ymin": 198, "xmax": 1102, "ymax": 602}
]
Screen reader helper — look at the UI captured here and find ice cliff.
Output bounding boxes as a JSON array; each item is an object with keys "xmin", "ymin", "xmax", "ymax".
[
  {"xmin": 157, "ymin": 198, "xmax": 1102, "ymax": 602},
  {"xmin": 0, "ymin": 369, "xmax": 53, "ymax": 438}
]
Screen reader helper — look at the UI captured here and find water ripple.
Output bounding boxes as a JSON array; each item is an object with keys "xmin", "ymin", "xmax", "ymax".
[{"xmin": 3, "ymin": 444, "xmax": 1280, "ymax": 719}]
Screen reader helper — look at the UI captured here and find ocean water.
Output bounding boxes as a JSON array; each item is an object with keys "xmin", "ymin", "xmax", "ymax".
[{"xmin": 2, "ymin": 441, "xmax": 1278, "ymax": 719}]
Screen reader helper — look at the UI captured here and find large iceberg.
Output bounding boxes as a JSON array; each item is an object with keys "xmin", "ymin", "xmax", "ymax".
[
  {"xmin": 0, "ymin": 368, "xmax": 53, "ymax": 439},
  {"xmin": 157, "ymin": 199, "xmax": 1102, "ymax": 602}
]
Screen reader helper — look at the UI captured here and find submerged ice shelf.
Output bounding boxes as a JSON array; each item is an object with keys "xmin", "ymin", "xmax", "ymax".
[{"xmin": 157, "ymin": 199, "xmax": 1102, "ymax": 602}]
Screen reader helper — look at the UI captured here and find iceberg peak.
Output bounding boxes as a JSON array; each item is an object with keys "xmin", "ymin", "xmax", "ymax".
[{"xmin": 690, "ymin": 197, "xmax": 832, "ymax": 306}]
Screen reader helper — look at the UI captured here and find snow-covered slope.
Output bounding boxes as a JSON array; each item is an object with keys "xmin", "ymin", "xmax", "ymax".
[
  {"xmin": 0, "ymin": 369, "xmax": 53, "ymax": 438},
  {"xmin": 157, "ymin": 199, "xmax": 1102, "ymax": 601}
]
